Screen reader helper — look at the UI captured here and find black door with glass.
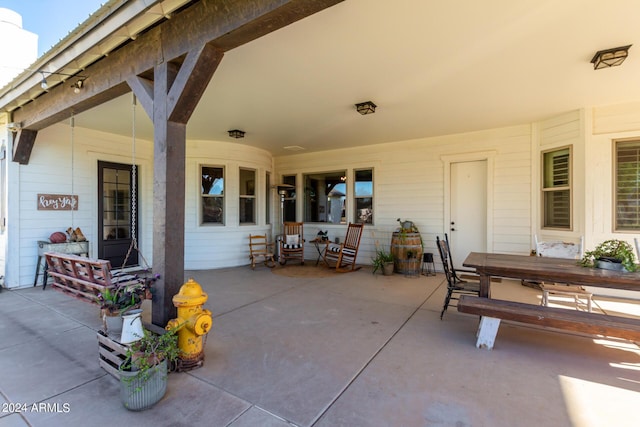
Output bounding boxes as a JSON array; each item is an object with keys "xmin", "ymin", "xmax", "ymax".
[{"xmin": 98, "ymin": 161, "xmax": 138, "ymax": 268}]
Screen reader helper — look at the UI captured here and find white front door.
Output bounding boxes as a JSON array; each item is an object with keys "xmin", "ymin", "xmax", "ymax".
[{"xmin": 449, "ymin": 160, "xmax": 487, "ymax": 268}]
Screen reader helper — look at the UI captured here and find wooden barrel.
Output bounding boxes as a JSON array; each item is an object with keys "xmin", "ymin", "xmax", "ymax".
[{"xmin": 390, "ymin": 232, "xmax": 423, "ymax": 274}]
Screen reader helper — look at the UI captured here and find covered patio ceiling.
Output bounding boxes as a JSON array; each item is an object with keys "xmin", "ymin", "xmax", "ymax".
[{"xmin": 69, "ymin": 0, "xmax": 640, "ymax": 156}]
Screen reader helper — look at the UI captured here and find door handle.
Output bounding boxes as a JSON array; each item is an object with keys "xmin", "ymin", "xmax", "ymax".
[{"xmin": 450, "ymin": 221, "xmax": 455, "ymax": 231}]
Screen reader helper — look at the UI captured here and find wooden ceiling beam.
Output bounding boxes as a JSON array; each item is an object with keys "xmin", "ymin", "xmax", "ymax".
[{"xmin": 11, "ymin": 0, "xmax": 344, "ymax": 163}]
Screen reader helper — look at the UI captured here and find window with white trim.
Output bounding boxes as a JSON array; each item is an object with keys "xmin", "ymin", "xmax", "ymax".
[
  {"xmin": 542, "ymin": 147, "xmax": 571, "ymax": 229},
  {"xmin": 354, "ymin": 168, "xmax": 373, "ymax": 224},
  {"xmin": 265, "ymin": 171, "xmax": 271, "ymax": 225},
  {"xmin": 201, "ymin": 166, "xmax": 224, "ymax": 224},
  {"xmin": 0, "ymin": 140, "xmax": 5, "ymax": 233},
  {"xmin": 239, "ymin": 168, "xmax": 256, "ymax": 224},
  {"xmin": 303, "ymin": 170, "xmax": 347, "ymax": 224},
  {"xmin": 615, "ymin": 139, "xmax": 640, "ymax": 231},
  {"xmin": 282, "ymin": 175, "xmax": 296, "ymax": 222}
]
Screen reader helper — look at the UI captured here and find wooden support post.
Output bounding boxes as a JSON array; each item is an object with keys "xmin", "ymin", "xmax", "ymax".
[
  {"xmin": 129, "ymin": 45, "xmax": 223, "ymax": 327},
  {"xmin": 476, "ymin": 316, "xmax": 501, "ymax": 350},
  {"xmin": 478, "ymin": 274, "xmax": 491, "ymax": 298},
  {"xmin": 9, "ymin": 0, "xmax": 344, "ymax": 322},
  {"xmin": 151, "ymin": 119, "xmax": 186, "ymax": 326},
  {"xmin": 150, "ymin": 59, "xmax": 186, "ymax": 327}
]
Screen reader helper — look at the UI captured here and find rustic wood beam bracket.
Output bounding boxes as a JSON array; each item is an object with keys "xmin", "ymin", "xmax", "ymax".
[
  {"xmin": 12, "ymin": 129, "xmax": 37, "ymax": 165},
  {"xmin": 167, "ymin": 43, "xmax": 223, "ymax": 124},
  {"xmin": 10, "ymin": 0, "xmax": 343, "ymax": 164},
  {"xmin": 126, "ymin": 75, "xmax": 154, "ymax": 117}
]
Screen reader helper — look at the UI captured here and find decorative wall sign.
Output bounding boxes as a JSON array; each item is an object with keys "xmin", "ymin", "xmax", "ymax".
[{"xmin": 37, "ymin": 194, "xmax": 78, "ymax": 211}]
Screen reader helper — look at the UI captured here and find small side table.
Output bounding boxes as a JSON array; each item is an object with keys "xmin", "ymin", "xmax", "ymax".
[
  {"xmin": 34, "ymin": 240, "xmax": 90, "ymax": 288},
  {"xmin": 310, "ymin": 238, "xmax": 330, "ymax": 266}
]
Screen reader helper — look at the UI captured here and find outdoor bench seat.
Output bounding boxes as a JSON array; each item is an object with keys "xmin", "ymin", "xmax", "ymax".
[
  {"xmin": 457, "ymin": 294, "xmax": 640, "ymax": 349},
  {"xmin": 44, "ymin": 252, "xmax": 143, "ymax": 304}
]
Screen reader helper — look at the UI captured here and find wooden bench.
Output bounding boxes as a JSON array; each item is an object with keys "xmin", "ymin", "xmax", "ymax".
[
  {"xmin": 44, "ymin": 252, "xmax": 143, "ymax": 304},
  {"xmin": 457, "ymin": 294, "xmax": 640, "ymax": 350}
]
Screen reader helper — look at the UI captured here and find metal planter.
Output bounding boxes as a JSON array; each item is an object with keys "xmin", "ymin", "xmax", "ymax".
[{"xmin": 119, "ymin": 359, "xmax": 168, "ymax": 411}]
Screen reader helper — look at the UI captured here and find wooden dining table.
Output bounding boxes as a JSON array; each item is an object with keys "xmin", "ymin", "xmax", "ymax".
[{"xmin": 463, "ymin": 252, "xmax": 640, "ymax": 298}]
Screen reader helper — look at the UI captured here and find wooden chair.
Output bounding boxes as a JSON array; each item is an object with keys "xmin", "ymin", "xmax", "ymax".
[
  {"xmin": 323, "ymin": 223, "xmax": 364, "ymax": 272},
  {"xmin": 249, "ymin": 234, "xmax": 276, "ymax": 269},
  {"xmin": 535, "ymin": 235, "xmax": 592, "ymax": 312},
  {"xmin": 436, "ymin": 235, "xmax": 480, "ymax": 319},
  {"xmin": 444, "ymin": 233, "xmax": 479, "ymax": 283},
  {"xmin": 279, "ymin": 222, "xmax": 305, "ymax": 265}
]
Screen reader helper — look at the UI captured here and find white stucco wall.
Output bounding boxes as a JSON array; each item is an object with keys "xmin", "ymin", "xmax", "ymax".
[
  {"xmin": 184, "ymin": 140, "xmax": 274, "ymax": 270},
  {"xmin": 534, "ymin": 109, "xmax": 585, "ymax": 245},
  {"xmin": 582, "ymin": 102, "xmax": 640, "ymax": 299},
  {"xmin": 274, "ymin": 124, "xmax": 534, "ymax": 268},
  {"xmin": 3, "ymin": 121, "xmax": 275, "ymax": 287},
  {"xmin": 9, "ymin": 123, "xmax": 154, "ymax": 288},
  {"xmin": 5, "ymin": 101, "xmax": 640, "ymax": 288},
  {"xmin": 586, "ymin": 102, "xmax": 640, "ymax": 251}
]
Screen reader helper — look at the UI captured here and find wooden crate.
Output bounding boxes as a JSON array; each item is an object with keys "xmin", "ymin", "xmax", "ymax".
[{"xmin": 97, "ymin": 332, "xmax": 129, "ymax": 378}]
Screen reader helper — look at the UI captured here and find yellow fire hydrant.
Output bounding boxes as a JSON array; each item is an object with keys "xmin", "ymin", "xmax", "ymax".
[{"xmin": 166, "ymin": 278, "xmax": 212, "ymax": 369}]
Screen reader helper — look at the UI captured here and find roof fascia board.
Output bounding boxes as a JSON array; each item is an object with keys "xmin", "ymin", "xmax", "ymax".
[{"xmin": 0, "ymin": 0, "xmax": 193, "ymax": 111}]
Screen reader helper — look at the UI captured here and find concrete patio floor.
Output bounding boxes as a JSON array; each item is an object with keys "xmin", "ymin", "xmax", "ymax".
[{"xmin": 1, "ymin": 265, "xmax": 639, "ymax": 427}]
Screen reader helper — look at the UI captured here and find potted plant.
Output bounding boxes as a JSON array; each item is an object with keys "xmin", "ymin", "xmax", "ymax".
[
  {"xmin": 119, "ymin": 327, "xmax": 180, "ymax": 411},
  {"xmin": 372, "ymin": 249, "xmax": 394, "ymax": 275},
  {"xmin": 579, "ymin": 239, "xmax": 637, "ymax": 272},
  {"xmin": 97, "ymin": 275, "xmax": 157, "ymax": 335},
  {"xmin": 393, "ymin": 218, "xmax": 423, "ymax": 274},
  {"xmin": 396, "ymin": 218, "xmax": 420, "ymax": 239}
]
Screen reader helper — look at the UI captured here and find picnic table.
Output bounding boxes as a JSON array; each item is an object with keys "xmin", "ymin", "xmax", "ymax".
[{"xmin": 456, "ymin": 252, "xmax": 640, "ymax": 349}]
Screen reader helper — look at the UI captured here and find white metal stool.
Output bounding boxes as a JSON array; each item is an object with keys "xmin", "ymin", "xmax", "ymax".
[{"xmin": 540, "ymin": 283, "xmax": 593, "ymax": 312}]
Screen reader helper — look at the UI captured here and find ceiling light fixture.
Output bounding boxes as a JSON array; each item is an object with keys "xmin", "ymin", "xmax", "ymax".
[
  {"xmin": 591, "ymin": 45, "xmax": 632, "ymax": 70},
  {"xmin": 355, "ymin": 101, "xmax": 377, "ymax": 115},
  {"xmin": 283, "ymin": 145, "xmax": 305, "ymax": 151},
  {"xmin": 228, "ymin": 129, "xmax": 245, "ymax": 138}
]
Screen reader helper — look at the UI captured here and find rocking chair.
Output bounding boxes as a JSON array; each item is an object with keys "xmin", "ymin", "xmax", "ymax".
[
  {"xmin": 279, "ymin": 222, "xmax": 305, "ymax": 265},
  {"xmin": 323, "ymin": 223, "xmax": 364, "ymax": 272},
  {"xmin": 249, "ymin": 234, "xmax": 276, "ymax": 269}
]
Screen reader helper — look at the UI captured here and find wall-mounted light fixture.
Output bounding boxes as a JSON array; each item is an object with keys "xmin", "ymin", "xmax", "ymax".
[
  {"xmin": 7, "ymin": 122, "xmax": 21, "ymax": 132},
  {"xmin": 40, "ymin": 72, "xmax": 48, "ymax": 90},
  {"xmin": 591, "ymin": 45, "xmax": 632, "ymax": 70},
  {"xmin": 71, "ymin": 79, "xmax": 86, "ymax": 94},
  {"xmin": 355, "ymin": 101, "xmax": 377, "ymax": 115},
  {"xmin": 228, "ymin": 129, "xmax": 245, "ymax": 138},
  {"xmin": 38, "ymin": 70, "xmax": 87, "ymax": 91}
]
